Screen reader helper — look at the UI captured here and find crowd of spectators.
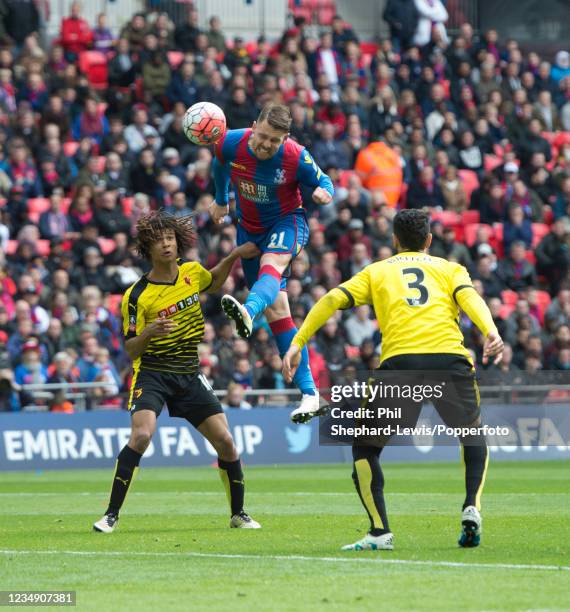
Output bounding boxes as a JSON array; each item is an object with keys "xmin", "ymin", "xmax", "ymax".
[{"xmin": 0, "ymin": 0, "xmax": 569, "ymax": 411}]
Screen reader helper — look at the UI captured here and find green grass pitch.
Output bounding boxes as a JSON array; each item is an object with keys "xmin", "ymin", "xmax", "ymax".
[{"xmin": 1, "ymin": 461, "xmax": 569, "ymax": 611}]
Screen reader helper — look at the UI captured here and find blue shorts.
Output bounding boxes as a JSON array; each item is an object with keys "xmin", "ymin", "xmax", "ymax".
[{"xmin": 237, "ymin": 211, "xmax": 309, "ymax": 289}]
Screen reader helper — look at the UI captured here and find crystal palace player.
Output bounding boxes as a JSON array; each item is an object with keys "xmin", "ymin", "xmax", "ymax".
[
  {"xmin": 93, "ymin": 212, "xmax": 261, "ymax": 533},
  {"xmin": 210, "ymin": 103, "xmax": 334, "ymax": 423},
  {"xmin": 283, "ymin": 210, "xmax": 504, "ymax": 550}
]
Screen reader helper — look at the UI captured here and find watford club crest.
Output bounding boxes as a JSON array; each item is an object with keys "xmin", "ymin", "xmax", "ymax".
[{"xmin": 184, "ymin": 277, "xmax": 191, "ymax": 285}]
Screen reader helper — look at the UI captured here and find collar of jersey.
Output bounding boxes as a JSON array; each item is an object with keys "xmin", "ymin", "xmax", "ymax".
[{"xmin": 144, "ymin": 271, "xmax": 179, "ymax": 285}]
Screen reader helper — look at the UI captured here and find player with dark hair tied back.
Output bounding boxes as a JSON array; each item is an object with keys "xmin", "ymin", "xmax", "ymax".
[
  {"xmin": 93, "ymin": 211, "xmax": 262, "ymax": 533},
  {"xmin": 210, "ymin": 102, "xmax": 335, "ymax": 424},
  {"xmin": 283, "ymin": 208, "xmax": 504, "ymax": 551}
]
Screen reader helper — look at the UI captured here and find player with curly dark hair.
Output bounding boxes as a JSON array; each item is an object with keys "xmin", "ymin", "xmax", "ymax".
[{"xmin": 94, "ymin": 211, "xmax": 262, "ymax": 533}]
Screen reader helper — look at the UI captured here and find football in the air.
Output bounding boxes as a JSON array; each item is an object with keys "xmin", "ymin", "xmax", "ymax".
[{"xmin": 183, "ymin": 101, "xmax": 227, "ymax": 145}]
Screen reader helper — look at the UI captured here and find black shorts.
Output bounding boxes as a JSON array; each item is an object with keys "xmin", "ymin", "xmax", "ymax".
[
  {"xmin": 377, "ymin": 352, "xmax": 480, "ymax": 429},
  {"xmin": 128, "ymin": 369, "xmax": 223, "ymax": 428}
]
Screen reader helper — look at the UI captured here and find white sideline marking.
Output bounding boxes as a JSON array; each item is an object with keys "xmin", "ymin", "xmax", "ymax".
[
  {"xmin": 1, "ymin": 492, "xmax": 566, "ymax": 497},
  {"xmin": 0, "ymin": 549, "xmax": 568, "ymax": 573}
]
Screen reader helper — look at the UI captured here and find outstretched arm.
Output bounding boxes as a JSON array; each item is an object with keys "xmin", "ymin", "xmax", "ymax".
[
  {"xmin": 206, "ymin": 242, "xmax": 260, "ymax": 293},
  {"xmin": 211, "ymin": 157, "xmax": 232, "ymax": 224},
  {"xmin": 283, "ymin": 288, "xmax": 351, "ymax": 382}
]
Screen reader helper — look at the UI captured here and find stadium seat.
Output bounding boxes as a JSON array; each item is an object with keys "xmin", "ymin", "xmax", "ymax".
[
  {"xmin": 499, "ymin": 304, "xmax": 515, "ymax": 319},
  {"xmin": 501, "ymin": 289, "xmax": 518, "ymax": 305},
  {"xmin": 27, "ymin": 211, "xmax": 41, "ymax": 224},
  {"xmin": 491, "ymin": 222, "xmax": 504, "ymax": 257},
  {"xmin": 63, "ymin": 141, "xmax": 79, "ymax": 157},
  {"xmin": 121, "ymin": 197, "xmax": 134, "ymax": 217},
  {"xmin": 5, "ymin": 239, "xmax": 17, "ymax": 254},
  {"xmin": 98, "ymin": 238, "xmax": 116, "ymax": 255},
  {"xmin": 431, "ymin": 210, "xmax": 461, "ymax": 226},
  {"xmin": 461, "ymin": 210, "xmax": 480, "ymax": 225},
  {"xmin": 167, "ymin": 51, "xmax": 184, "ymax": 69},
  {"xmin": 36, "ymin": 240, "xmax": 50, "ymax": 256},
  {"xmin": 79, "ymin": 51, "xmax": 108, "ymax": 90},
  {"xmin": 360, "ymin": 42, "xmax": 379, "ymax": 55},
  {"xmin": 484, "ymin": 154, "xmax": 502, "ymax": 172},
  {"xmin": 531, "ymin": 223, "xmax": 550, "ymax": 248},
  {"xmin": 245, "ymin": 41, "xmax": 258, "ymax": 56},
  {"xmin": 525, "ymin": 250, "xmax": 536, "ymax": 265},
  {"xmin": 339, "ymin": 170, "xmax": 356, "ymax": 188},
  {"xmin": 457, "ymin": 169, "xmax": 479, "ymax": 201},
  {"xmin": 107, "ymin": 294, "xmax": 123, "ymax": 316},
  {"xmin": 535, "ymin": 289, "xmax": 551, "ymax": 312},
  {"xmin": 27, "ymin": 198, "xmax": 50, "ymax": 214}
]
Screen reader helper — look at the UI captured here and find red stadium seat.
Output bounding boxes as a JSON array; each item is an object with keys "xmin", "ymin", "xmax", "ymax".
[
  {"xmin": 535, "ymin": 290, "xmax": 551, "ymax": 315},
  {"xmin": 79, "ymin": 51, "xmax": 108, "ymax": 89},
  {"xmin": 36, "ymin": 240, "xmax": 50, "ymax": 257},
  {"xmin": 61, "ymin": 198, "xmax": 71, "ymax": 213},
  {"xmin": 360, "ymin": 42, "xmax": 379, "ymax": 55},
  {"xmin": 361, "ymin": 53, "xmax": 373, "ymax": 68},
  {"xmin": 167, "ymin": 51, "xmax": 184, "ymax": 69},
  {"xmin": 531, "ymin": 223, "xmax": 550, "ymax": 248},
  {"xmin": 484, "ymin": 154, "xmax": 502, "ymax": 172},
  {"xmin": 491, "ymin": 222, "xmax": 504, "ymax": 257},
  {"xmin": 121, "ymin": 197, "xmax": 134, "ymax": 217},
  {"xmin": 27, "ymin": 211, "xmax": 40, "ymax": 224},
  {"xmin": 63, "ymin": 141, "xmax": 79, "ymax": 157},
  {"xmin": 457, "ymin": 169, "xmax": 479, "ymax": 202},
  {"xmin": 27, "ymin": 198, "xmax": 50, "ymax": 214},
  {"xmin": 431, "ymin": 210, "xmax": 461, "ymax": 226},
  {"xmin": 339, "ymin": 170, "xmax": 356, "ymax": 187},
  {"xmin": 5, "ymin": 240, "xmax": 17, "ymax": 254},
  {"xmin": 525, "ymin": 250, "xmax": 536, "ymax": 265},
  {"xmin": 107, "ymin": 293, "xmax": 123, "ymax": 316},
  {"xmin": 98, "ymin": 238, "xmax": 116, "ymax": 255},
  {"xmin": 461, "ymin": 210, "xmax": 480, "ymax": 225},
  {"xmin": 501, "ymin": 290, "xmax": 518, "ymax": 305},
  {"xmin": 499, "ymin": 304, "xmax": 515, "ymax": 319}
]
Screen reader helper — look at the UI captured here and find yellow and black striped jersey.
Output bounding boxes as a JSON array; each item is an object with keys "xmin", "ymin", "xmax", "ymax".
[
  {"xmin": 338, "ymin": 251, "xmax": 475, "ymax": 363},
  {"xmin": 121, "ymin": 260, "xmax": 212, "ymax": 374}
]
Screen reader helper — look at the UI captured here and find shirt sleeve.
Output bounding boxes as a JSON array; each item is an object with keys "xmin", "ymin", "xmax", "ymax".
[
  {"xmin": 197, "ymin": 264, "xmax": 213, "ymax": 292},
  {"xmin": 450, "ymin": 263, "xmax": 498, "ymax": 336},
  {"xmin": 121, "ymin": 286, "xmax": 145, "ymax": 339},
  {"xmin": 338, "ymin": 267, "xmax": 373, "ymax": 308},
  {"xmin": 295, "ymin": 148, "xmax": 335, "ymax": 196},
  {"xmin": 449, "ymin": 262, "xmax": 474, "ymax": 301}
]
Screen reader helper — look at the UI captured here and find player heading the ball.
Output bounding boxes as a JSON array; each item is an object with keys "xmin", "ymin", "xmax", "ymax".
[{"xmin": 210, "ymin": 103, "xmax": 334, "ymax": 424}]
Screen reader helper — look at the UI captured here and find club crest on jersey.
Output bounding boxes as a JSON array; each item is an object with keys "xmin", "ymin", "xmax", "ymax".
[
  {"xmin": 274, "ymin": 168, "xmax": 287, "ymax": 184},
  {"xmin": 158, "ymin": 293, "xmax": 200, "ymax": 318},
  {"xmin": 184, "ymin": 276, "xmax": 191, "ymax": 285}
]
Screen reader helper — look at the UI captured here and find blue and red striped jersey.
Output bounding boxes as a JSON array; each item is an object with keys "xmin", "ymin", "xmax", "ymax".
[{"xmin": 213, "ymin": 128, "xmax": 334, "ymax": 233}]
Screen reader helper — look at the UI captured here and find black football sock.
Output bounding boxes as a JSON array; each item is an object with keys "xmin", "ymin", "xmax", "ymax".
[
  {"xmin": 352, "ymin": 445, "xmax": 390, "ymax": 536},
  {"xmin": 218, "ymin": 458, "xmax": 245, "ymax": 515},
  {"xmin": 460, "ymin": 434, "xmax": 489, "ymax": 510},
  {"xmin": 106, "ymin": 445, "xmax": 142, "ymax": 515}
]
